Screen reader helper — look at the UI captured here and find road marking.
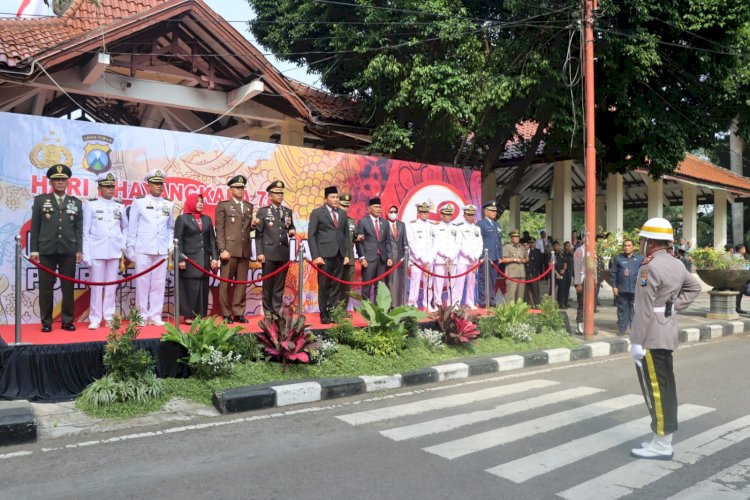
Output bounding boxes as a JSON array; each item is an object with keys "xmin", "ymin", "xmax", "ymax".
[
  {"xmin": 336, "ymin": 379, "xmax": 559, "ymax": 426},
  {"xmin": 664, "ymin": 456, "xmax": 750, "ymax": 499},
  {"xmin": 557, "ymin": 415, "xmax": 750, "ymax": 499},
  {"xmin": 486, "ymin": 404, "xmax": 715, "ymax": 483},
  {"xmin": 381, "ymin": 387, "xmax": 605, "ymax": 441},
  {"xmin": 0, "ymin": 450, "xmax": 33, "ymax": 460},
  {"xmin": 424, "ymin": 394, "xmax": 642, "ymax": 459}
]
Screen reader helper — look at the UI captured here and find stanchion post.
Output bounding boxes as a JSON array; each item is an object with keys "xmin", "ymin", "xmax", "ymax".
[
  {"xmin": 484, "ymin": 248, "xmax": 490, "ymax": 314},
  {"xmin": 403, "ymin": 248, "xmax": 410, "ymax": 307},
  {"xmin": 173, "ymin": 238, "xmax": 180, "ymax": 326},
  {"xmin": 14, "ymin": 235, "xmax": 22, "ymax": 344},
  {"xmin": 550, "ymin": 250, "xmax": 556, "ymax": 300},
  {"xmin": 297, "ymin": 246, "xmax": 304, "ymax": 316}
]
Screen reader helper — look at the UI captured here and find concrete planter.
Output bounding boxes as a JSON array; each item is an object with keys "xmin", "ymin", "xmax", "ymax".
[{"xmin": 697, "ymin": 269, "xmax": 750, "ymax": 320}]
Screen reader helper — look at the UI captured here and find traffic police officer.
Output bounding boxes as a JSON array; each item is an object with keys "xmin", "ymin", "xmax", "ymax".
[
  {"xmin": 405, "ymin": 201, "xmax": 435, "ymax": 310},
  {"xmin": 215, "ymin": 175, "xmax": 254, "ymax": 323},
  {"xmin": 125, "ymin": 169, "xmax": 174, "ymax": 326},
  {"xmin": 255, "ymin": 180, "xmax": 295, "ymax": 320},
  {"xmin": 83, "ymin": 172, "xmax": 127, "ymax": 330},
  {"xmin": 30, "ymin": 164, "xmax": 83, "ymax": 332},
  {"xmin": 502, "ymin": 229, "xmax": 528, "ymax": 302},
  {"xmin": 431, "ymin": 204, "xmax": 463, "ymax": 307},
  {"xmin": 477, "ymin": 201, "xmax": 502, "ymax": 307},
  {"xmin": 630, "ymin": 217, "xmax": 701, "ymax": 460},
  {"xmin": 453, "ymin": 205, "xmax": 483, "ymax": 309},
  {"xmin": 338, "ymin": 193, "xmax": 362, "ymax": 309}
]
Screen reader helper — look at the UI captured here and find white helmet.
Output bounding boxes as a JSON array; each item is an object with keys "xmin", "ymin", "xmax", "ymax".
[{"xmin": 639, "ymin": 217, "xmax": 674, "ymax": 241}]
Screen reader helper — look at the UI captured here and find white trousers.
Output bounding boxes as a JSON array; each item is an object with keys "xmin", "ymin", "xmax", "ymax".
[
  {"xmin": 432, "ymin": 264, "xmax": 456, "ymax": 307},
  {"xmin": 407, "ymin": 263, "xmax": 432, "ymax": 308},
  {"xmin": 89, "ymin": 258, "xmax": 120, "ymax": 326},
  {"xmin": 453, "ymin": 262, "xmax": 477, "ymax": 307},
  {"xmin": 134, "ymin": 253, "xmax": 168, "ymax": 322}
]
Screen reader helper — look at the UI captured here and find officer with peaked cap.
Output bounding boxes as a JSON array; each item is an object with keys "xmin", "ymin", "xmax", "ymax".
[
  {"xmin": 629, "ymin": 218, "xmax": 700, "ymax": 460},
  {"xmin": 431, "ymin": 203, "xmax": 463, "ymax": 308},
  {"xmin": 126, "ymin": 169, "xmax": 174, "ymax": 325},
  {"xmin": 255, "ymin": 180, "xmax": 295, "ymax": 320},
  {"xmin": 453, "ymin": 205, "xmax": 483, "ymax": 309},
  {"xmin": 405, "ymin": 201, "xmax": 435, "ymax": 309},
  {"xmin": 83, "ymin": 172, "xmax": 127, "ymax": 329},
  {"xmin": 338, "ymin": 193, "xmax": 362, "ymax": 309},
  {"xmin": 502, "ymin": 228, "xmax": 528, "ymax": 302},
  {"xmin": 477, "ymin": 200, "xmax": 503, "ymax": 307},
  {"xmin": 215, "ymin": 174, "xmax": 254, "ymax": 323},
  {"xmin": 30, "ymin": 164, "xmax": 83, "ymax": 332}
]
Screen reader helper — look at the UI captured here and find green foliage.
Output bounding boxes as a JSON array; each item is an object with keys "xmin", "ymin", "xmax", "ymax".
[
  {"xmin": 689, "ymin": 247, "xmax": 748, "ymax": 270},
  {"xmin": 79, "ymin": 373, "xmax": 165, "ymax": 407},
  {"xmin": 477, "ymin": 299, "xmax": 531, "ymax": 339},
  {"xmin": 162, "ymin": 316, "xmax": 244, "ymax": 378},
  {"xmin": 595, "ymin": 228, "xmax": 642, "ymax": 266},
  {"xmin": 351, "ymin": 328, "xmax": 407, "ymax": 357},
  {"xmin": 254, "ymin": 307, "xmax": 320, "ymax": 370},
  {"xmin": 103, "ymin": 309, "xmax": 154, "ymax": 381},
  {"xmin": 432, "ymin": 303, "xmax": 481, "ymax": 345},
  {"xmin": 356, "ymin": 282, "xmax": 428, "ymax": 337},
  {"xmin": 228, "ymin": 334, "xmax": 263, "ymax": 363},
  {"xmin": 327, "ymin": 303, "xmax": 358, "ymax": 345},
  {"xmin": 534, "ymin": 296, "xmax": 566, "ymax": 332}
]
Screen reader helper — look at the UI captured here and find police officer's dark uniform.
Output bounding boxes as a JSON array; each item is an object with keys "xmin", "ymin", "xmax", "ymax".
[
  {"xmin": 477, "ymin": 201, "xmax": 503, "ymax": 307},
  {"xmin": 30, "ymin": 164, "xmax": 83, "ymax": 332},
  {"xmin": 255, "ymin": 181, "xmax": 295, "ymax": 320}
]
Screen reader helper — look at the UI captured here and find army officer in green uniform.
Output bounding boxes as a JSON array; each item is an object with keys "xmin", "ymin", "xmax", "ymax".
[
  {"xmin": 30, "ymin": 164, "xmax": 83, "ymax": 332},
  {"xmin": 254, "ymin": 180, "xmax": 296, "ymax": 320}
]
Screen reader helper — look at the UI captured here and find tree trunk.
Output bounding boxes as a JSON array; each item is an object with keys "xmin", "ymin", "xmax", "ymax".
[{"xmin": 730, "ymin": 117, "xmax": 744, "ymax": 245}]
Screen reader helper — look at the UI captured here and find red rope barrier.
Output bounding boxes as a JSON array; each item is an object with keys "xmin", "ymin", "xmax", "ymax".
[
  {"xmin": 306, "ymin": 258, "xmax": 403, "ymax": 286},
  {"xmin": 184, "ymin": 256, "xmax": 293, "ymax": 284},
  {"xmin": 24, "ymin": 255, "xmax": 167, "ymax": 286},
  {"xmin": 410, "ymin": 260, "xmax": 483, "ymax": 279},
  {"xmin": 492, "ymin": 261, "xmax": 554, "ymax": 283}
]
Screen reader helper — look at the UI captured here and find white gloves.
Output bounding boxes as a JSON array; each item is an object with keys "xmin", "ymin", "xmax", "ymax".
[{"xmin": 631, "ymin": 343, "xmax": 646, "ymax": 367}]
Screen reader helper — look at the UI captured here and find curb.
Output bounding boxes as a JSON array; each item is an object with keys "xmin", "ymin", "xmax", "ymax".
[
  {"xmin": 0, "ymin": 401, "xmax": 36, "ymax": 446},
  {"xmin": 212, "ymin": 319, "xmax": 750, "ymax": 415}
]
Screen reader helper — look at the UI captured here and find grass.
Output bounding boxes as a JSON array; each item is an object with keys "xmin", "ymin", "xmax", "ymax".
[{"xmin": 75, "ymin": 331, "xmax": 579, "ymax": 418}]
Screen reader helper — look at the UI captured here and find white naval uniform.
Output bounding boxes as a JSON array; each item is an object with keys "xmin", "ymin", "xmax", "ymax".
[
  {"xmin": 125, "ymin": 195, "xmax": 174, "ymax": 323},
  {"xmin": 431, "ymin": 221, "xmax": 463, "ymax": 306},
  {"xmin": 453, "ymin": 221, "xmax": 483, "ymax": 307},
  {"xmin": 83, "ymin": 197, "xmax": 127, "ymax": 327},
  {"xmin": 405, "ymin": 218, "xmax": 435, "ymax": 308}
]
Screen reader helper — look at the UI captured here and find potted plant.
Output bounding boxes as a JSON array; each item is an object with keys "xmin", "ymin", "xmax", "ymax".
[
  {"xmin": 690, "ymin": 247, "xmax": 750, "ymax": 290},
  {"xmin": 596, "ymin": 228, "xmax": 641, "ymax": 286}
]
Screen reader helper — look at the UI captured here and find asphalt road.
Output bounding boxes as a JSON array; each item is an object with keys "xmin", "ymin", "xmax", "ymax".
[{"xmin": 2, "ymin": 336, "xmax": 749, "ymax": 500}]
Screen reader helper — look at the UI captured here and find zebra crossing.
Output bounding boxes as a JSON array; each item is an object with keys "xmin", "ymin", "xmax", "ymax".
[{"xmin": 335, "ymin": 378, "xmax": 750, "ymax": 499}]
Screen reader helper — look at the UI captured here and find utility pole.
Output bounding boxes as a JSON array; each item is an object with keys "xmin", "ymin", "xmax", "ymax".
[{"xmin": 583, "ymin": 0, "xmax": 597, "ymax": 340}]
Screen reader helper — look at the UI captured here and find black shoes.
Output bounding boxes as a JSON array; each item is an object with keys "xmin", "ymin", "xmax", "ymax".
[
  {"xmin": 41, "ymin": 324, "xmax": 52, "ymax": 332},
  {"xmin": 62, "ymin": 323, "xmax": 76, "ymax": 332},
  {"xmin": 320, "ymin": 315, "xmax": 332, "ymax": 325},
  {"xmin": 234, "ymin": 315, "xmax": 248, "ymax": 324},
  {"xmin": 223, "ymin": 316, "xmax": 234, "ymax": 324},
  {"xmin": 737, "ymin": 308, "xmax": 747, "ymax": 314}
]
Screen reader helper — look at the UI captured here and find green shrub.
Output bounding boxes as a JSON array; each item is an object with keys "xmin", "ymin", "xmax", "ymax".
[
  {"xmin": 356, "ymin": 282, "xmax": 428, "ymax": 338},
  {"xmin": 527, "ymin": 296, "xmax": 565, "ymax": 332},
  {"xmin": 478, "ymin": 299, "xmax": 531, "ymax": 339},
  {"xmin": 79, "ymin": 373, "xmax": 165, "ymax": 406},
  {"xmin": 327, "ymin": 304, "xmax": 358, "ymax": 345},
  {"xmin": 229, "ymin": 333, "xmax": 263, "ymax": 363},
  {"xmin": 352, "ymin": 328, "xmax": 407, "ymax": 357},
  {"xmin": 403, "ymin": 316, "xmax": 420, "ymax": 338},
  {"xmin": 162, "ymin": 316, "xmax": 244, "ymax": 378},
  {"xmin": 104, "ymin": 310, "xmax": 154, "ymax": 380}
]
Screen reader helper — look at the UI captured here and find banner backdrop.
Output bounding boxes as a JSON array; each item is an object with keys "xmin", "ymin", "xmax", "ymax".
[{"xmin": 0, "ymin": 112, "xmax": 481, "ymax": 324}]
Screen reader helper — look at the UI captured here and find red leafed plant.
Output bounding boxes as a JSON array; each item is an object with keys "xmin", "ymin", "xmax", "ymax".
[
  {"xmin": 432, "ymin": 304, "xmax": 481, "ymax": 345},
  {"xmin": 255, "ymin": 306, "xmax": 319, "ymax": 371}
]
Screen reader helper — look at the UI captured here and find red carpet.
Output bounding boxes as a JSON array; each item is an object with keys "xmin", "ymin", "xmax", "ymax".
[{"xmin": 1, "ymin": 308, "xmax": 492, "ymax": 345}]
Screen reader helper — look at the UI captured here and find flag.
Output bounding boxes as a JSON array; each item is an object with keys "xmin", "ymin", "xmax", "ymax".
[{"xmin": 16, "ymin": 0, "xmax": 48, "ymax": 19}]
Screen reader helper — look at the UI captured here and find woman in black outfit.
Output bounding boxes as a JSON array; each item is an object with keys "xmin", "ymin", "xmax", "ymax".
[{"xmin": 175, "ymin": 193, "xmax": 218, "ymax": 324}]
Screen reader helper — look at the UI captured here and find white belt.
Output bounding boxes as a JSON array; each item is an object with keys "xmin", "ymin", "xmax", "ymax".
[{"xmin": 653, "ymin": 306, "xmax": 666, "ymax": 313}]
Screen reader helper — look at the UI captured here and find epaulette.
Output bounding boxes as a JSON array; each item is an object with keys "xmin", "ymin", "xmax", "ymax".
[
  {"xmin": 88, "ymin": 197, "xmax": 98, "ymax": 201},
  {"xmin": 135, "ymin": 195, "xmax": 144, "ymax": 199},
  {"xmin": 452, "ymin": 222, "xmax": 464, "ymax": 226},
  {"xmin": 430, "ymin": 221, "xmax": 439, "ymax": 225},
  {"xmin": 410, "ymin": 219, "xmax": 417, "ymax": 224},
  {"xmin": 114, "ymin": 198, "xmax": 123, "ymax": 204}
]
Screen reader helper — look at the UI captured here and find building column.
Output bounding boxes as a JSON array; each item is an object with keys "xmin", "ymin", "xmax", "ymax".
[
  {"xmin": 682, "ymin": 182, "xmax": 698, "ymax": 250},
  {"xmin": 552, "ymin": 160, "xmax": 573, "ymax": 243},
  {"xmin": 545, "ymin": 200, "xmax": 553, "ymax": 238},
  {"xmin": 647, "ymin": 177, "xmax": 664, "ymax": 219},
  {"xmin": 595, "ymin": 195, "xmax": 606, "ymax": 235},
  {"xmin": 606, "ymin": 173, "xmax": 624, "ymax": 237},
  {"xmin": 509, "ymin": 195, "xmax": 521, "ymax": 232},
  {"xmin": 714, "ymin": 189, "xmax": 729, "ymax": 249},
  {"xmin": 730, "ymin": 119, "xmax": 744, "ymax": 245},
  {"xmin": 279, "ymin": 119, "xmax": 305, "ymax": 147}
]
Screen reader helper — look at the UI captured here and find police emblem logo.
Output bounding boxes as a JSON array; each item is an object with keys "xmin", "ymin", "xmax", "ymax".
[
  {"xmin": 83, "ymin": 143, "xmax": 112, "ymax": 174},
  {"xmin": 56, "ymin": 165, "xmax": 63, "ymax": 174},
  {"xmin": 156, "ymin": 170, "xmax": 162, "ymax": 177},
  {"xmin": 106, "ymin": 173, "xmax": 114, "ymax": 181},
  {"xmin": 239, "ymin": 176, "xmax": 245, "ymax": 184}
]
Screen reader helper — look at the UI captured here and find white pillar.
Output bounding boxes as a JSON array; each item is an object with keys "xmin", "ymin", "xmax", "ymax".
[
  {"xmin": 595, "ymin": 195, "xmax": 606, "ymax": 235},
  {"xmin": 714, "ymin": 189, "xmax": 729, "ymax": 249},
  {"xmin": 606, "ymin": 173, "xmax": 624, "ymax": 236},
  {"xmin": 552, "ymin": 160, "xmax": 573, "ymax": 243},
  {"xmin": 279, "ymin": 119, "xmax": 305, "ymax": 147},
  {"xmin": 682, "ymin": 182, "xmax": 697, "ymax": 250},
  {"xmin": 647, "ymin": 177, "xmax": 664, "ymax": 219},
  {"xmin": 509, "ymin": 195, "xmax": 521, "ymax": 232},
  {"xmin": 730, "ymin": 119, "xmax": 744, "ymax": 244},
  {"xmin": 545, "ymin": 200, "xmax": 553, "ymax": 238}
]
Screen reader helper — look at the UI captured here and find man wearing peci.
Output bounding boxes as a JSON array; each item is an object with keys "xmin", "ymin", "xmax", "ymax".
[
  {"xmin": 255, "ymin": 180, "xmax": 295, "ymax": 321},
  {"xmin": 356, "ymin": 197, "xmax": 392, "ymax": 302},
  {"xmin": 308, "ymin": 186, "xmax": 350, "ymax": 324},
  {"xmin": 83, "ymin": 172, "xmax": 127, "ymax": 330},
  {"xmin": 215, "ymin": 175, "xmax": 254, "ymax": 324},
  {"xmin": 30, "ymin": 164, "xmax": 83, "ymax": 332}
]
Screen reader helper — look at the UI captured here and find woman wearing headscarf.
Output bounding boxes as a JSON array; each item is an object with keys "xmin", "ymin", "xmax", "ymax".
[{"xmin": 174, "ymin": 193, "xmax": 218, "ymax": 324}]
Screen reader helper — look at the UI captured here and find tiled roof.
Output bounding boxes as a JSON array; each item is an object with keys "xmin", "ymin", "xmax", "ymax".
[
  {"xmin": 286, "ymin": 80, "xmax": 364, "ymax": 124},
  {"xmin": 674, "ymin": 153, "xmax": 750, "ymax": 194}
]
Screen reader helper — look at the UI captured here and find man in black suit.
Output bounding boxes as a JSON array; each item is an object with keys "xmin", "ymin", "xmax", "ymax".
[
  {"xmin": 30, "ymin": 164, "xmax": 83, "ymax": 332},
  {"xmin": 385, "ymin": 205, "xmax": 407, "ymax": 306},
  {"xmin": 356, "ymin": 197, "xmax": 393, "ymax": 302},
  {"xmin": 308, "ymin": 186, "xmax": 350, "ymax": 324}
]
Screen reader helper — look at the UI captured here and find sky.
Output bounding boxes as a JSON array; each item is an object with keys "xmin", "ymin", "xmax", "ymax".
[{"xmin": 1, "ymin": 0, "xmax": 319, "ymax": 87}]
